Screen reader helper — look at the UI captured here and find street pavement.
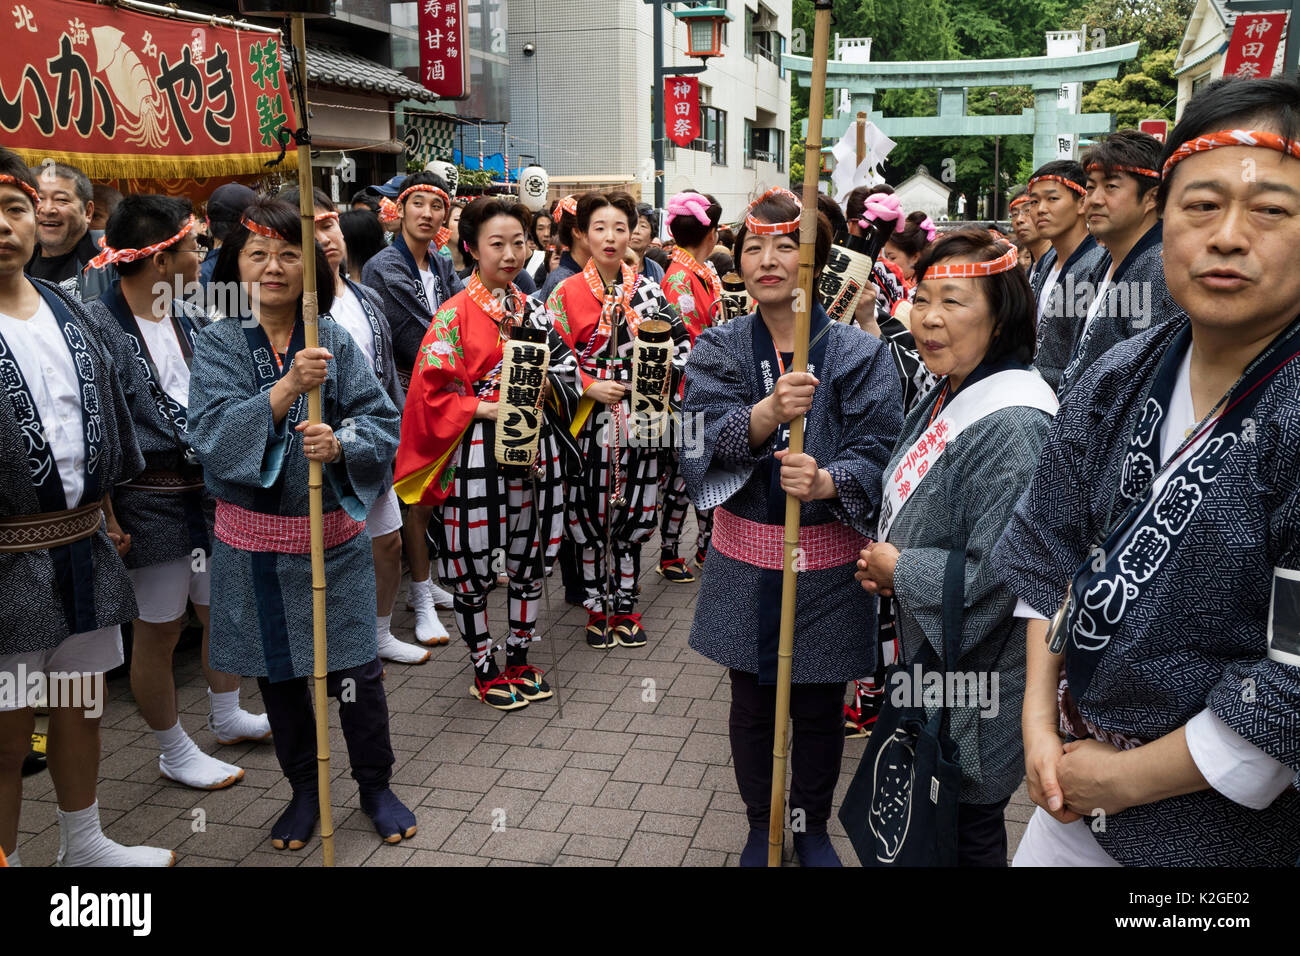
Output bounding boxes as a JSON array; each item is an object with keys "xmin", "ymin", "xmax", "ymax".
[{"xmin": 18, "ymin": 520, "xmax": 1034, "ymax": 866}]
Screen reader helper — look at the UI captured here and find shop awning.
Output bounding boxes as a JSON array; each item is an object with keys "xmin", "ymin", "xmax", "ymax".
[{"xmin": 308, "ymin": 46, "xmax": 437, "ymax": 104}]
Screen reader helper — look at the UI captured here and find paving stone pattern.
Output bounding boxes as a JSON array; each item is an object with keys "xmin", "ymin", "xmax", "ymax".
[{"xmin": 19, "ymin": 523, "xmax": 1033, "ymax": 866}]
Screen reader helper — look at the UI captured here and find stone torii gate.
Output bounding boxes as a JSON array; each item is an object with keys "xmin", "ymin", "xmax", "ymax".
[{"xmin": 783, "ymin": 42, "xmax": 1140, "ymax": 170}]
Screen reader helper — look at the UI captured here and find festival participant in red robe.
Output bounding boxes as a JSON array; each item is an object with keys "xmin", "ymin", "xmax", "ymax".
[
  {"xmin": 656, "ymin": 190, "xmax": 724, "ymax": 581},
  {"xmin": 394, "ymin": 198, "xmax": 581, "ymax": 710},
  {"xmin": 545, "ymin": 192, "xmax": 689, "ymax": 650}
]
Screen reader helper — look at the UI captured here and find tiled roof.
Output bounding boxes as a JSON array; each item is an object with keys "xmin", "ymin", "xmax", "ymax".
[{"xmin": 307, "ymin": 45, "xmax": 437, "ymax": 103}]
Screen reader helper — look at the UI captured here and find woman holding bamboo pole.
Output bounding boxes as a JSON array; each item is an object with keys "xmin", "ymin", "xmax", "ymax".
[
  {"xmin": 681, "ymin": 189, "xmax": 903, "ymax": 866},
  {"xmin": 188, "ymin": 198, "xmax": 417, "ymax": 851}
]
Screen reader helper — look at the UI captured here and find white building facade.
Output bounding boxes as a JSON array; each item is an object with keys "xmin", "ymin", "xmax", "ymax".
[{"xmin": 506, "ymin": 0, "xmax": 792, "ymax": 221}]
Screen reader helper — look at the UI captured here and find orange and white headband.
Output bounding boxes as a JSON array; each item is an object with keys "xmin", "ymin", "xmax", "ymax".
[
  {"xmin": 86, "ymin": 215, "xmax": 196, "ymax": 270},
  {"xmin": 744, "ymin": 186, "xmax": 801, "ymax": 236},
  {"xmin": 921, "ymin": 245, "xmax": 1019, "ymax": 281},
  {"xmin": 554, "ymin": 195, "xmax": 578, "ymax": 221},
  {"xmin": 241, "ymin": 215, "xmax": 286, "ymax": 241},
  {"xmin": 1162, "ymin": 128, "xmax": 1300, "ymax": 178},
  {"xmin": 313, "ymin": 210, "xmax": 339, "ymax": 224},
  {"xmin": 1027, "ymin": 174, "xmax": 1086, "ymax": 197},
  {"xmin": 1008, "ymin": 195, "xmax": 1032, "ymax": 209},
  {"xmin": 1086, "ymin": 162, "xmax": 1161, "ymax": 181},
  {"xmin": 397, "ymin": 183, "xmax": 450, "ymax": 210},
  {"xmin": 0, "ymin": 174, "xmax": 39, "ymax": 206}
]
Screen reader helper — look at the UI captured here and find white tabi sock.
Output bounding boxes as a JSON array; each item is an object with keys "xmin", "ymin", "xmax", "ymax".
[
  {"xmin": 377, "ymin": 616, "xmax": 430, "ymax": 664},
  {"xmin": 409, "ymin": 580, "xmax": 451, "ymax": 644},
  {"xmin": 156, "ymin": 720, "xmax": 244, "ymax": 790},
  {"xmin": 5, "ymin": 848, "xmax": 20, "ymax": 867},
  {"xmin": 207, "ymin": 688, "xmax": 271, "ymax": 745},
  {"xmin": 56, "ymin": 800, "xmax": 174, "ymax": 867}
]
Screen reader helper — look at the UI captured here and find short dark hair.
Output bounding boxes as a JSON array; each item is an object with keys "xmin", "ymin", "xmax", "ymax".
[
  {"xmin": 211, "ymin": 198, "xmax": 334, "ymax": 319},
  {"xmin": 643, "ymin": 246, "xmax": 670, "ymax": 271},
  {"xmin": 33, "ymin": 162, "xmax": 92, "ymax": 206},
  {"xmin": 529, "ymin": 211, "xmax": 553, "ymax": 247},
  {"xmin": 576, "ymin": 191, "xmax": 638, "ymax": 233},
  {"xmin": 707, "ymin": 250, "xmax": 734, "ymax": 276},
  {"xmin": 104, "ymin": 194, "xmax": 194, "ymax": 277},
  {"xmin": 914, "ymin": 228, "xmax": 1036, "ymax": 365},
  {"xmin": 636, "ymin": 202, "xmax": 658, "ymax": 233},
  {"xmin": 1082, "ymin": 129, "xmax": 1164, "ymax": 198},
  {"xmin": 0, "ymin": 147, "xmax": 39, "ymax": 208},
  {"xmin": 815, "ymin": 193, "xmax": 849, "ymax": 246},
  {"xmin": 733, "ymin": 190, "xmax": 833, "ymax": 276},
  {"xmin": 1028, "ymin": 159, "xmax": 1087, "ymax": 193},
  {"xmin": 1159, "ymin": 76, "xmax": 1300, "ymax": 210},
  {"xmin": 667, "ymin": 190, "xmax": 722, "ymax": 247},
  {"xmin": 339, "ymin": 209, "xmax": 386, "ymax": 278},
  {"xmin": 459, "ymin": 195, "xmax": 531, "ymax": 259},
  {"xmin": 277, "ymin": 185, "xmax": 335, "ymax": 213},
  {"xmin": 350, "ymin": 190, "xmax": 380, "ymax": 214},
  {"xmin": 93, "ymin": 184, "xmax": 124, "ymax": 221}
]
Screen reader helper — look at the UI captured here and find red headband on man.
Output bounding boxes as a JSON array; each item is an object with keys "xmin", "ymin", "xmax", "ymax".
[
  {"xmin": 313, "ymin": 210, "xmax": 339, "ymax": 223},
  {"xmin": 1009, "ymin": 195, "xmax": 1032, "ymax": 209},
  {"xmin": 921, "ymin": 245, "xmax": 1019, "ymax": 281},
  {"xmin": 0, "ymin": 174, "xmax": 39, "ymax": 206},
  {"xmin": 241, "ymin": 216, "xmax": 286, "ymax": 241},
  {"xmin": 1027, "ymin": 174, "xmax": 1087, "ymax": 197},
  {"xmin": 86, "ymin": 215, "xmax": 196, "ymax": 271},
  {"xmin": 1086, "ymin": 162, "xmax": 1161, "ymax": 180},
  {"xmin": 398, "ymin": 183, "xmax": 450, "ymax": 210},
  {"xmin": 744, "ymin": 187, "xmax": 802, "ymax": 236},
  {"xmin": 1162, "ymin": 128, "xmax": 1300, "ymax": 177}
]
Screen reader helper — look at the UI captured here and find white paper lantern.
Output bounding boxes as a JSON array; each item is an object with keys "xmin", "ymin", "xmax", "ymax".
[
  {"xmin": 518, "ymin": 165, "xmax": 549, "ymax": 212},
  {"xmin": 425, "ymin": 160, "xmax": 459, "ymax": 196}
]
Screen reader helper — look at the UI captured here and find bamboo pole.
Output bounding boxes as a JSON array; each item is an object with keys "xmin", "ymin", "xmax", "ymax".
[
  {"xmin": 289, "ymin": 15, "xmax": 334, "ymax": 869},
  {"xmin": 855, "ymin": 111, "xmax": 867, "ymax": 168},
  {"xmin": 768, "ymin": 0, "xmax": 834, "ymax": 868}
]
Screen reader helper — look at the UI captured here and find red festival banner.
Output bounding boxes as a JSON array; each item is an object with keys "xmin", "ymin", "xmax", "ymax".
[
  {"xmin": 665, "ymin": 76, "xmax": 701, "ymax": 147},
  {"xmin": 419, "ymin": 0, "xmax": 469, "ymax": 100},
  {"xmin": 2, "ymin": 0, "xmax": 297, "ymax": 180},
  {"xmin": 1222, "ymin": 12, "xmax": 1287, "ymax": 80}
]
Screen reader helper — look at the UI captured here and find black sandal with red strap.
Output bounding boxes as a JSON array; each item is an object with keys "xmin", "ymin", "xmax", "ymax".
[{"xmin": 610, "ymin": 613, "xmax": 647, "ymax": 648}]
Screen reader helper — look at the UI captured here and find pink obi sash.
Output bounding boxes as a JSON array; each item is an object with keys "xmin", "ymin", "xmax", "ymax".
[
  {"xmin": 711, "ymin": 507, "xmax": 871, "ymax": 571},
  {"xmin": 215, "ymin": 499, "xmax": 365, "ymax": 554}
]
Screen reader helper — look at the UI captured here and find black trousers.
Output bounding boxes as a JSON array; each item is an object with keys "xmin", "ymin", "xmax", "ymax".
[
  {"xmin": 957, "ymin": 797, "xmax": 1010, "ymax": 867},
  {"xmin": 256, "ymin": 656, "xmax": 394, "ymax": 795},
  {"xmin": 728, "ymin": 669, "xmax": 845, "ymax": 833},
  {"xmin": 558, "ymin": 536, "xmax": 583, "ymax": 600}
]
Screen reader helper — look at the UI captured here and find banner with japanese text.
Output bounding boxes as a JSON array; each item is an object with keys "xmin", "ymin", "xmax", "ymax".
[
  {"xmin": 1222, "ymin": 13, "xmax": 1287, "ymax": 80},
  {"xmin": 419, "ymin": 0, "xmax": 469, "ymax": 100},
  {"xmin": 2, "ymin": 0, "xmax": 298, "ymax": 180},
  {"xmin": 665, "ymin": 76, "xmax": 700, "ymax": 147}
]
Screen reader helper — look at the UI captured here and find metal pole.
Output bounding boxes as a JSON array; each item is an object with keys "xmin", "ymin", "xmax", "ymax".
[
  {"xmin": 290, "ymin": 14, "xmax": 334, "ymax": 869},
  {"xmin": 993, "ymin": 135, "xmax": 1000, "ymax": 221},
  {"xmin": 768, "ymin": 0, "xmax": 833, "ymax": 868},
  {"xmin": 653, "ymin": 0, "xmax": 665, "ymax": 209}
]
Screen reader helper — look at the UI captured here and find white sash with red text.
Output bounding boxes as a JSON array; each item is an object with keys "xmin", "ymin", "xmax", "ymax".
[{"xmin": 877, "ymin": 369, "xmax": 1058, "ymax": 544}]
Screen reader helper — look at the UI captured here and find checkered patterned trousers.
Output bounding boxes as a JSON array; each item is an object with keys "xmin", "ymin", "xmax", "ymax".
[
  {"xmin": 434, "ymin": 420, "xmax": 565, "ymax": 657},
  {"xmin": 657, "ymin": 447, "xmax": 712, "ymax": 557}
]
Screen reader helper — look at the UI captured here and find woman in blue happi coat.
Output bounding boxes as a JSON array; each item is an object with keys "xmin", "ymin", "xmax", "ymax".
[{"xmin": 189, "ymin": 198, "xmax": 416, "ymax": 851}]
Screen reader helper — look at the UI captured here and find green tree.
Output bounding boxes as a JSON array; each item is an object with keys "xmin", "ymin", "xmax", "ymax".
[
  {"xmin": 1080, "ymin": 48, "xmax": 1178, "ymax": 127},
  {"xmin": 1064, "ymin": 0, "xmax": 1195, "ymax": 60}
]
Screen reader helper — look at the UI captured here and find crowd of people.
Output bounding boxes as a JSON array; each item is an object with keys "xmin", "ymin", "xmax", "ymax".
[{"xmin": 0, "ymin": 74, "xmax": 1297, "ymax": 869}]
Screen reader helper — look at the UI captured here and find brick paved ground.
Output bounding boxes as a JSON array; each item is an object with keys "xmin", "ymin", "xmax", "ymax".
[{"xmin": 18, "ymin": 521, "xmax": 1033, "ymax": 866}]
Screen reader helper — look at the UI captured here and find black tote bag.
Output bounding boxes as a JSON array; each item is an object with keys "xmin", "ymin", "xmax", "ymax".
[{"xmin": 838, "ymin": 547, "xmax": 965, "ymax": 866}]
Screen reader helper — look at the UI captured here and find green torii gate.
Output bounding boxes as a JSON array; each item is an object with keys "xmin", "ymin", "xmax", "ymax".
[{"xmin": 783, "ymin": 42, "xmax": 1140, "ymax": 171}]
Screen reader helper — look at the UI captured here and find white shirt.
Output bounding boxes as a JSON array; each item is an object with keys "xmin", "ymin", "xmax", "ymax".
[
  {"xmin": 133, "ymin": 313, "xmax": 190, "ymax": 406},
  {"xmin": 328, "ymin": 284, "xmax": 377, "ymax": 371},
  {"xmin": 1075, "ymin": 271, "xmax": 1112, "ymax": 346},
  {"xmin": 1013, "ymin": 342, "xmax": 1294, "ymax": 864},
  {"xmin": 1036, "ymin": 262, "xmax": 1063, "ymax": 323},
  {"xmin": 417, "ymin": 264, "xmax": 440, "ymax": 311},
  {"xmin": 0, "ymin": 299, "xmax": 85, "ymax": 506}
]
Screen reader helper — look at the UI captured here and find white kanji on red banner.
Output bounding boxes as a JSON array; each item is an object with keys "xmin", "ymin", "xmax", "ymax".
[
  {"xmin": 665, "ymin": 76, "xmax": 700, "ymax": 147},
  {"xmin": 419, "ymin": 0, "xmax": 468, "ymax": 99}
]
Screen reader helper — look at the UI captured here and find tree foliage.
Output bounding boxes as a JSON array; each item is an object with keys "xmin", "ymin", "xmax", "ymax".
[{"xmin": 788, "ymin": 0, "xmax": 1185, "ymax": 216}]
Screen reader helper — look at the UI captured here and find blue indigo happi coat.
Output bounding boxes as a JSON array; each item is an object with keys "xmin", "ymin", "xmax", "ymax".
[
  {"xmin": 993, "ymin": 316, "xmax": 1300, "ymax": 866},
  {"xmin": 0, "ymin": 279, "xmax": 143, "ymax": 654},
  {"xmin": 883, "ymin": 361, "xmax": 1053, "ymax": 804},
  {"xmin": 188, "ymin": 317, "xmax": 400, "ymax": 681},
  {"xmin": 682, "ymin": 309, "xmax": 903, "ymax": 684}
]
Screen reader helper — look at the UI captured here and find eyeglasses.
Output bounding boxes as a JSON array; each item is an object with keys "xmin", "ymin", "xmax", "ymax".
[{"xmin": 241, "ymin": 248, "xmax": 302, "ymax": 266}]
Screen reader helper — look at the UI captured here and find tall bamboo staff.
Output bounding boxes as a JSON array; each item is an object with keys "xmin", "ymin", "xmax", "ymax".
[
  {"xmin": 769, "ymin": 0, "xmax": 834, "ymax": 868},
  {"xmin": 288, "ymin": 15, "xmax": 334, "ymax": 869}
]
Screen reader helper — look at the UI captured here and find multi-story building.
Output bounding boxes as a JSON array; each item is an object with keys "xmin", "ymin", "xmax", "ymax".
[{"xmin": 506, "ymin": 0, "xmax": 792, "ymax": 221}]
